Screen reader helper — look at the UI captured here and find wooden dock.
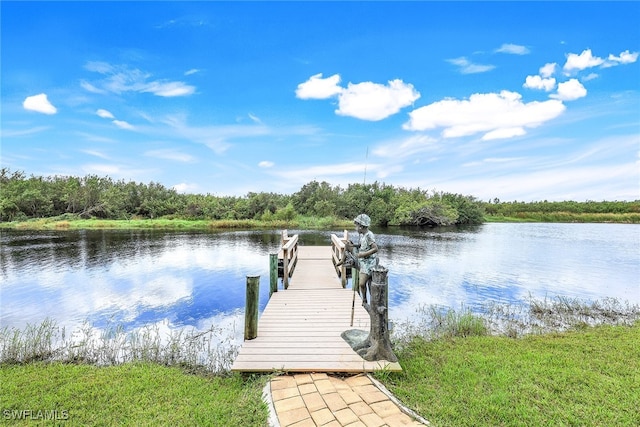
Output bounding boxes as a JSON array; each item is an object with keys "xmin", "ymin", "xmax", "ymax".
[{"xmin": 231, "ymin": 243, "xmax": 402, "ymax": 373}]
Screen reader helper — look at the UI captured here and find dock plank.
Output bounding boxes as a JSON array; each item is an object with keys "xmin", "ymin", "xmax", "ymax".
[{"xmin": 231, "ymin": 245, "xmax": 401, "ymax": 373}]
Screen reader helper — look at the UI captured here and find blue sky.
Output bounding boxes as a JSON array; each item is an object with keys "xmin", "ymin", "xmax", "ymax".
[{"xmin": 2, "ymin": 1, "xmax": 639, "ymax": 202}]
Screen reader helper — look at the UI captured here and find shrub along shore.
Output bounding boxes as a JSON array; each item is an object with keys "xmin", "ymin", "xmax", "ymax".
[
  {"xmin": 1, "ymin": 210, "xmax": 638, "ymax": 232},
  {"xmin": 1, "ymin": 298, "xmax": 639, "ymax": 426},
  {"xmin": 2, "ymin": 169, "xmax": 639, "ymax": 229}
]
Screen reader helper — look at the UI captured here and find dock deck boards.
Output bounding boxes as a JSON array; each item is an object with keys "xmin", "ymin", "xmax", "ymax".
[{"xmin": 231, "ymin": 245, "xmax": 401, "ymax": 373}]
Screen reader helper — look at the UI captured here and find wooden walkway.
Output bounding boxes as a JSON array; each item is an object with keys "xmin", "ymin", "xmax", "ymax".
[{"xmin": 231, "ymin": 245, "xmax": 402, "ymax": 373}]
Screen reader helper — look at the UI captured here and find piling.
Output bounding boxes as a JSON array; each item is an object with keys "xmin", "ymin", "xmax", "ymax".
[
  {"xmin": 244, "ymin": 275, "xmax": 260, "ymax": 340},
  {"xmin": 269, "ymin": 254, "xmax": 278, "ymax": 297}
]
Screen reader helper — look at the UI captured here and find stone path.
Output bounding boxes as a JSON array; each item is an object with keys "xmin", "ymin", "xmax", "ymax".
[{"xmin": 264, "ymin": 373, "xmax": 429, "ymax": 427}]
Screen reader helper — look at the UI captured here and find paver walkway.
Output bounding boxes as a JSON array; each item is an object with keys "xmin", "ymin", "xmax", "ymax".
[{"xmin": 265, "ymin": 373, "xmax": 429, "ymax": 427}]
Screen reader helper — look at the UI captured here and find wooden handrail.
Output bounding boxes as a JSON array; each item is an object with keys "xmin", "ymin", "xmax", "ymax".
[
  {"xmin": 281, "ymin": 232, "xmax": 299, "ymax": 289},
  {"xmin": 331, "ymin": 230, "xmax": 350, "ymax": 288}
]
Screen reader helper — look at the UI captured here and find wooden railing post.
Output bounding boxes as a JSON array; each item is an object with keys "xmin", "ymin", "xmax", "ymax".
[
  {"xmin": 269, "ymin": 254, "xmax": 278, "ymax": 297},
  {"xmin": 331, "ymin": 232, "xmax": 348, "ymax": 288},
  {"xmin": 281, "ymin": 233, "xmax": 298, "ymax": 289},
  {"xmin": 244, "ymin": 275, "xmax": 260, "ymax": 340}
]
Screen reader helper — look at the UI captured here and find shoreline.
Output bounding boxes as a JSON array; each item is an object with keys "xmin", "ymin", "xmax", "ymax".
[{"xmin": 1, "ymin": 213, "xmax": 638, "ymax": 231}]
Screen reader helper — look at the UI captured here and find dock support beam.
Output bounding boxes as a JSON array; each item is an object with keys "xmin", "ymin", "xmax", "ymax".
[
  {"xmin": 244, "ymin": 275, "xmax": 260, "ymax": 340},
  {"xmin": 269, "ymin": 254, "xmax": 278, "ymax": 297}
]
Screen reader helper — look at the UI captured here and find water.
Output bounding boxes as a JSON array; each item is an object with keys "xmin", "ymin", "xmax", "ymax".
[{"xmin": 1, "ymin": 224, "xmax": 638, "ymax": 341}]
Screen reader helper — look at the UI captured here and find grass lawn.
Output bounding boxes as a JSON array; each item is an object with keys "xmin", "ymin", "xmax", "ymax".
[
  {"xmin": 2, "ymin": 324, "xmax": 638, "ymax": 426},
  {"xmin": 0, "ymin": 216, "xmax": 352, "ymax": 231},
  {"xmin": 0, "ymin": 363, "xmax": 267, "ymax": 426},
  {"xmin": 384, "ymin": 324, "xmax": 640, "ymax": 427}
]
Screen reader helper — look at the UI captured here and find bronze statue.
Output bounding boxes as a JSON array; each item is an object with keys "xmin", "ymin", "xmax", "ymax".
[{"xmin": 337, "ymin": 213, "xmax": 379, "ymax": 304}]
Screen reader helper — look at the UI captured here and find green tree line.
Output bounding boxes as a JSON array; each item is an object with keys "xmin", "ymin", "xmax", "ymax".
[
  {"xmin": 483, "ymin": 198, "xmax": 640, "ymax": 217},
  {"xmin": 2, "ymin": 168, "xmax": 637, "ymax": 226},
  {"xmin": 0, "ymin": 168, "xmax": 486, "ymax": 226}
]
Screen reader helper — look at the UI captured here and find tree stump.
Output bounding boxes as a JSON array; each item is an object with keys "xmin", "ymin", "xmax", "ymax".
[{"xmin": 345, "ymin": 265, "xmax": 398, "ymax": 362}]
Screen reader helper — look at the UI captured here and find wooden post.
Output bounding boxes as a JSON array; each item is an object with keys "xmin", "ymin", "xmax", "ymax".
[
  {"xmin": 340, "ymin": 260, "xmax": 347, "ymax": 288},
  {"xmin": 244, "ymin": 275, "xmax": 260, "ymax": 340},
  {"xmin": 354, "ymin": 266, "xmax": 398, "ymax": 362},
  {"xmin": 281, "ymin": 233, "xmax": 298, "ymax": 290},
  {"xmin": 353, "ymin": 268, "xmax": 360, "ymax": 293},
  {"xmin": 283, "ymin": 247, "xmax": 290, "ymax": 290},
  {"xmin": 350, "ymin": 268, "xmax": 360, "ymax": 326},
  {"xmin": 269, "ymin": 254, "xmax": 278, "ymax": 297}
]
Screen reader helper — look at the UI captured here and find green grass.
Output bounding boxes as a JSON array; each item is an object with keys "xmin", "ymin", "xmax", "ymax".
[
  {"xmin": 2, "ymin": 300, "xmax": 639, "ymax": 426},
  {"xmin": 3, "ymin": 326, "xmax": 638, "ymax": 427},
  {"xmin": 384, "ymin": 324, "xmax": 640, "ymax": 427},
  {"xmin": 484, "ymin": 212, "xmax": 640, "ymax": 223},
  {"xmin": 0, "ymin": 216, "xmax": 353, "ymax": 231},
  {"xmin": 0, "ymin": 363, "xmax": 268, "ymax": 426}
]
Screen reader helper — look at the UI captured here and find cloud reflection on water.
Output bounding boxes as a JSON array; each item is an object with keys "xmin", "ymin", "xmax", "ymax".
[{"xmin": 1, "ymin": 224, "xmax": 638, "ymax": 338}]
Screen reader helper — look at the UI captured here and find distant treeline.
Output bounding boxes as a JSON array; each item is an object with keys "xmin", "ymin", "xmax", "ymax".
[
  {"xmin": 1, "ymin": 168, "xmax": 637, "ymax": 226},
  {"xmin": 483, "ymin": 198, "xmax": 640, "ymax": 222}
]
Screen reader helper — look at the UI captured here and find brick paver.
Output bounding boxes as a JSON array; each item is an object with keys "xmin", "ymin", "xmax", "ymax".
[{"xmin": 267, "ymin": 374, "xmax": 428, "ymax": 426}]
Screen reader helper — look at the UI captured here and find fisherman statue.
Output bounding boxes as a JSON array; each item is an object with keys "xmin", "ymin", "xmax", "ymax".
[
  {"xmin": 337, "ymin": 214, "xmax": 378, "ymax": 304},
  {"xmin": 339, "ymin": 214, "xmax": 397, "ymax": 363}
]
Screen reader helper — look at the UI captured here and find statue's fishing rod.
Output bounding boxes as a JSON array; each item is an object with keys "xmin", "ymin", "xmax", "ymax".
[{"xmin": 351, "ymin": 146, "xmax": 368, "ymax": 326}]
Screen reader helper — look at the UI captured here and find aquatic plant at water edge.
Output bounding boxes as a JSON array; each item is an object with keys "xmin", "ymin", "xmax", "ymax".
[
  {"xmin": 0, "ymin": 320, "xmax": 239, "ymax": 374},
  {"xmin": 392, "ymin": 296, "xmax": 640, "ymax": 347}
]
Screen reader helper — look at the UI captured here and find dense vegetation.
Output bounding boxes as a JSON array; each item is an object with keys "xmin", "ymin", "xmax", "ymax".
[
  {"xmin": 2, "ymin": 168, "xmax": 638, "ymax": 227},
  {"xmin": 483, "ymin": 197, "xmax": 640, "ymax": 222},
  {"xmin": 1, "ymin": 168, "xmax": 485, "ymax": 226}
]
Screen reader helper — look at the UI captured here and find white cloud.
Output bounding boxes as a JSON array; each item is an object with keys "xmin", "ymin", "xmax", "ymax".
[
  {"xmin": 248, "ymin": 113, "xmax": 263, "ymax": 124},
  {"xmin": 141, "ymin": 81, "xmax": 195, "ymax": 97},
  {"xmin": 184, "ymin": 68, "xmax": 200, "ymax": 76},
  {"xmin": 23, "ymin": 93, "xmax": 57, "ymax": 115},
  {"xmin": 81, "ymin": 80, "xmax": 107, "ymax": 94},
  {"xmin": 440, "ymin": 161, "xmax": 639, "ymax": 202},
  {"xmin": 496, "ymin": 43, "xmax": 530, "ymax": 55},
  {"xmin": 81, "ymin": 163, "xmax": 122, "ymax": 176},
  {"xmin": 483, "ymin": 127, "xmax": 527, "ymax": 141},
  {"xmin": 550, "ymin": 79, "xmax": 587, "ymax": 101},
  {"xmin": 373, "ymin": 134, "xmax": 440, "ymax": 160},
  {"xmin": 172, "ymin": 183, "xmax": 198, "ymax": 193},
  {"xmin": 145, "ymin": 149, "xmax": 196, "ymax": 162},
  {"xmin": 83, "ymin": 61, "xmax": 196, "ymax": 97},
  {"xmin": 388, "ymin": 134, "xmax": 639, "ymax": 202},
  {"xmin": 295, "ymin": 73, "xmax": 343, "ymax": 99},
  {"xmin": 539, "ymin": 63, "xmax": 557, "ymax": 78},
  {"xmin": 523, "ymin": 75, "xmax": 556, "ymax": 92},
  {"xmin": 563, "ymin": 49, "xmax": 604, "ymax": 73},
  {"xmin": 446, "ymin": 57, "xmax": 495, "ymax": 74},
  {"xmin": 296, "ymin": 74, "xmax": 420, "ymax": 121},
  {"xmin": 113, "ymin": 119, "xmax": 135, "ymax": 130},
  {"xmin": 336, "ymin": 79, "xmax": 420, "ymax": 121},
  {"xmin": 85, "ymin": 61, "xmax": 114, "ymax": 74},
  {"xmin": 157, "ymin": 114, "xmax": 274, "ymax": 154},
  {"xmin": 258, "ymin": 161, "xmax": 274, "ymax": 168},
  {"xmin": 270, "ymin": 162, "xmax": 373, "ymax": 183},
  {"xmin": 604, "ymin": 50, "xmax": 639, "ymax": 67},
  {"xmin": 80, "ymin": 163, "xmax": 153, "ymax": 182},
  {"xmin": 404, "ymin": 90, "xmax": 566, "ymax": 140},
  {"xmin": 1, "ymin": 126, "xmax": 50, "ymax": 138},
  {"xmin": 96, "ymin": 109, "xmax": 115, "ymax": 119},
  {"xmin": 81, "ymin": 149, "xmax": 110, "ymax": 159}
]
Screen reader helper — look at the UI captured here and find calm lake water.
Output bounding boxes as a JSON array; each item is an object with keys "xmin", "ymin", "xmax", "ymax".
[{"xmin": 1, "ymin": 223, "xmax": 638, "ymax": 342}]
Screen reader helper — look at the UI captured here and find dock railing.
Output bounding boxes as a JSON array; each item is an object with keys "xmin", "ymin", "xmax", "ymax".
[
  {"xmin": 280, "ymin": 230, "xmax": 299, "ymax": 289},
  {"xmin": 331, "ymin": 229, "xmax": 350, "ymax": 288}
]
